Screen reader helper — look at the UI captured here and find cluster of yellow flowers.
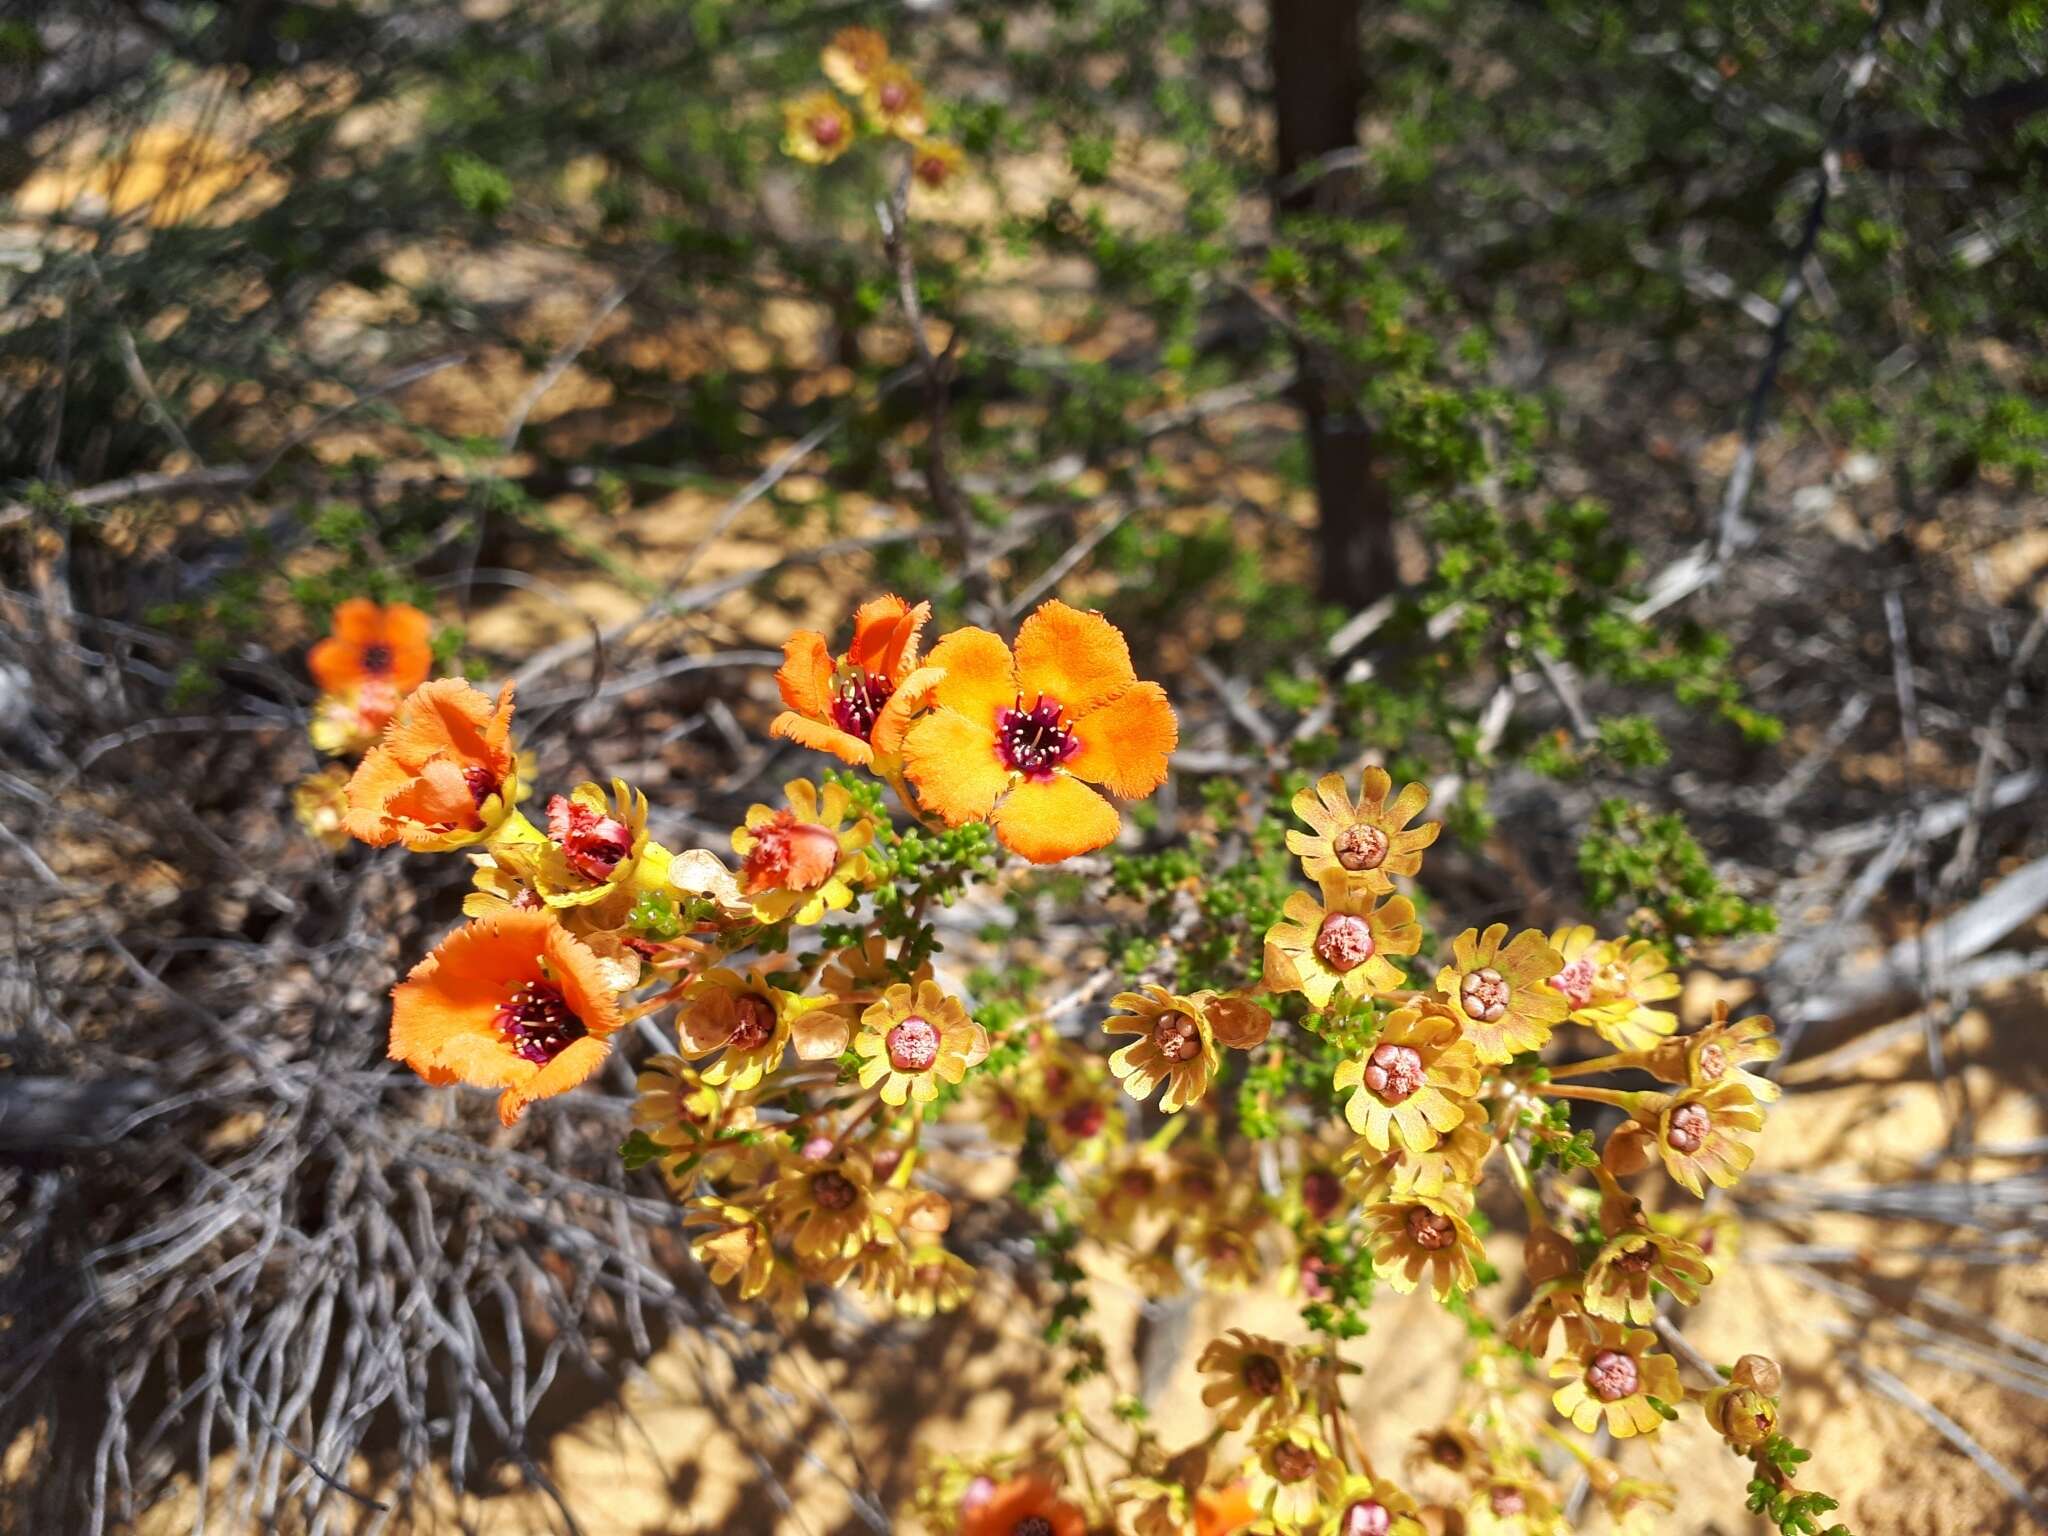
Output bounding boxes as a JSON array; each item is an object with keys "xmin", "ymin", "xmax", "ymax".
[
  {"xmin": 783, "ymin": 26, "xmax": 965, "ymax": 193},
  {"xmin": 306, "ymin": 590, "xmax": 1816, "ymax": 1535}
]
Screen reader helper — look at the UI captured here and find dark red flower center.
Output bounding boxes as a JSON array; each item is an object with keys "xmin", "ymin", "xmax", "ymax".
[
  {"xmin": 886, "ymin": 1015, "xmax": 940, "ymax": 1073},
  {"xmin": 1271, "ymin": 1441, "xmax": 1316, "ymax": 1482},
  {"xmin": 1242, "ymin": 1351, "xmax": 1284, "ymax": 1396},
  {"xmin": 463, "ymin": 765, "xmax": 501, "ymax": 806},
  {"xmin": 1667, "ymin": 1102, "xmax": 1711, "ymax": 1153},
  {"xmin": 1334, "ymin": 822, "xmax": 1389, "ymax": 871},
  {"xmin": 1059, "ymin": 1099, "xmax": 1105, "ymax": 1138},
  {"xmin": 1314, "ymin": 912, "xmax": 1374, "ymax": 972},
  {"xmin": 879, "ymin": 80, "xmax": 908, "ymax": 111},
  {"xmin": 359, "ymin": 643, "xmax": 394, "ymax": 675},
  {"xmin": 1342, "ymin": 1500, "xmax": 1391, "ymax": 1536},
  {"xmin": 546, "ymin": 794, "xmax": 633, "ymax": 882},
  {"xmin": 916, "ymin": 153, "xmax": 950, "ymax": 187},
  {"xmin": 809, "ymin": 113, "xmax": 845, "ymax": 147},
  {"xmin": 1302, "ymin": 1168, "xmax": 1345, "ymax": 1221},
  {"xmin": 1616, "ymin": 1242, "xmax": 1656, "ymax": 1275},
  {"xmin": 1587, "ymin": 1348, "xmax": 1640, "ymax": 1401},
  {"xmin": 1407, "ymin": 1205, "xmax": 1456, "ymax": 1250},
  {"xmin": 829, "ymin": 667, "xmax": 895, "ymax": 741},
  {"xmin": 727, "ymin": 995, "xmax": 778, "ymax": 1052},
  {"xmin": 494, "ymin": 980, "xmax": 587, "ymax": 1064},
  {"xmin": 996, "ymin": 694, "xmax": 1081, "ymax": 780},
  {"xmin": 812, "ymin": 1170, "xmax": 858, "ymax": 1211},
  {"xmin": 1363, "ymin": 1041, "xmax": 1425, "ymax": 1103}
]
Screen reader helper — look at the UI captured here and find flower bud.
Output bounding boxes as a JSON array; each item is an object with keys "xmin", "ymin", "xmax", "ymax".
[
  {"xmin": 1731, "ymin": 1353, "xmax": 1782, "ymax": 1395},
  {"xmin": 1705, "ymin": 1385, "xmax": 1778, "ymax": 1448},
  {"xmin": 1602, "ymin": 1120, "xmax": 1654, "ymax": 1177},
  {"xmin": 1523, "ymin": 1225, "xmax": 1579, "ymax": 1285}
]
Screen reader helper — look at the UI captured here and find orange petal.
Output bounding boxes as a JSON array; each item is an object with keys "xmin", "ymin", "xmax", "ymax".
[
  {"xmin": 992, "ymin": 774, "xmax": 1119, "ymax": 863},
  {"xmin": 343, "ymin": 745, "xmax": 413, "ymax": 844},
  {"xmin": 771, "ymin": 710, "xmax": 873, "ymax": 766},
  {"xmin": 386, "ymin": 756, "xmax": 482, "ymax": 837},
  {"xmin": 1014, "ymin": 599, "xmax": 1137, "ymax": 717},
  {"xmin": 870, "ymin": 664, "xmax": 942, "ymax": 760},
  {"xmin": 388, "ymin": 678, "xmax": 496, "ymax": 765},
  {"xmin": 847, "ymin": 594, "xmax": 929, "ymax": 680},
  {"xmin": 775, "ymin": 630, "xmax": 836, "ymax": 716},
  {"xmin": 330, "ymin": 597, "xmax": 384, "ymax": 645},
  {"xmin": 308, "ymin": 637, "xmax": 363, "ymax": 694},
  {"xmin": 902, "ymin": 709, "xmax": 1007, "ymax": 826},
  {"xmin": 498, "ymin": 1036, "xmax": 611, "ymax": 1125},
  {"xmin": 922, "ymin": 626, "xmax": 1017, "ymax": 725},
  {"xmin": 1068, "ymin": 682, "xmax": 1176, "ymax": 797},
  {"xmin": 383, "ymin": 603, "xmax": 435, "ymax": 692}
]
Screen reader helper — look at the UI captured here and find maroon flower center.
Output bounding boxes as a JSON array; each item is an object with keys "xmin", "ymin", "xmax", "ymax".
[
  {"xmin": 1333, "ymin": 822, "xmax": 1389, "ymax": 872},
  {"xmin": 996, "ymin": 695, "xmax": 1081, "ymax": 780},
  {"xmin": 871, "ymin": 1147, "xmax": 903, "ymax": 1181},
  {"xmin": 1271, "ymin": 1441, "xmax": 1316, "ymax": 1482},
  {"xmin": 1363, "ymin": 1041, "xmax": 1425, "ymax": 1103},
  {"xmin": 727, "ymin": 995, "xmax": 777, "ymax": 1052},
  {"xmin": 1059, "ymin": 1100, "xmax": 1105, "ymax": 1139},
  {"xmin": 886, "ymin": 1015, "xmax": 940, "ymax": 1073},
  {"xmin": 1302, "ymin": 1169, "xmax": 1344, "ymax": 1222},
  {"xmin": 1489, "ymin": 1487, "xmax": 1526, "ymax": 1517},
  {"xmin": 1012, "ymin": 1519, "xmax": 1053, "ymax": 1536},
  {"xmin": 1406, "ymin": 1206, "xmax": 1456, "ymax": 1251},
  {"xmin": 1550, "ymin": 956, "xmax": 1596, "ymax": 1010},
  {"xmin": 809, "ymin": 113, "xmax": 845, "ymax": 148},
  {"xmin": 829, "ymin": 668, "xmax": 895, "ymax": 741},
  {"xmin": 1460, "ymin": 966, "xmax": 1510, "ymax": 1023},
  {"xmin": 1118, "ymin": 1169, "xmax": 1156, "ymax": 1199},
  {"xmin": 1242, "ymin": 1351, "xmax": 1284, "ymax": 1397},
  {"xmin": 359, "ymin": 643, "xmax": 394, "ymax": 675},
  {"xmin": 916, "ymin": 153, "xmax": 949, "ymax": 188},
  {"xmin": 1429, "ymin": 1434, "xmax": 1467, "ymax": 1469},
  {"xmin": 1315, "ymin": 912, "xmax": 1375, "ymax": 972},
  {"xmin": 879, "ymin": 80, "xmax": 908, "ymax": 111},
  {"xmin": 546, "ymin": 794, "xmax": 633, "ymax": 882},
  {"xmin": 1667, "ymin": 1102, "xmax": 1711, "ymax": 1153},
  {"xmin": 463, "ymin": 765, "xmax": 501, "ymax": 806},
  {"xmin": 1586, "ymin": 1348, "xmax": 1640, "ymax": 1402},
  {"xmin": 1151, "ymin": 1011, "xmax": 1202, "ymax": 1063},
  {"xmin": 1615, "ymin": 1242, "xmax": 1656, "ymax": 1275},
  {"xmin": 1696, "ymin": 1042, "xmax": 1728, "ymax": 1081},
  {"xmin": 1342, "ymin": 1500, "xmax": 1391, "ymax": 1536},
  {"xmin": 494, "ymin": 980, "xmax": 586, "ymax": 1064},
  {"xmin": 812, "ymin": 1170, "xmax": 858, "ymax": 1211}
]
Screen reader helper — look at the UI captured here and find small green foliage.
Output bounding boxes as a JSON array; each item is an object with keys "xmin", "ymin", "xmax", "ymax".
[
  {"xmin": 1579, "ymin": 798, "xmax": 1776, "ymax": 948},
  {"xmin": 629, "ymin": 889, "xmax": 683, "ymax": 941},
  {"xmin": 618, "ymin": 1130, "xmax": 662, "ymax": 1172}
]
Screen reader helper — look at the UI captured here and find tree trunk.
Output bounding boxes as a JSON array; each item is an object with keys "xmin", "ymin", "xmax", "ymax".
[{"xmin": 1268, "ymin": 0, "xmax": 1398, "ymax": 610}]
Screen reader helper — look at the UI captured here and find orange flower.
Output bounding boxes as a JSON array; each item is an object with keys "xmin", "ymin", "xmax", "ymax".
[
  {"xmin": 388, "ymin": 908, "xmax": 622, "ymax": 1126},
  {"xmin": 1195, "ymin": 1483, "xmax": 1258, "ymax": 1536},
  {"xmin": 901, "ymin": 599, "xmax": 1178, "ymax": 863},
  {"xmin": 344, "ymin": 679, "xmax": 520, "ymax": 851},
  {"xmin": 772, "ymin": 595, "xmax": 940, "ymax": 769},
  {"xmin": 961, "ymin": 1476, "xmax": 1086, "ymax": 1536},
  {"xmin": 820, "ymin": 25, "xmax": 889, "ymax": 94},
  {"xmin": 309, "ymin": 598, "xmax": 433, "ymax": 697}
]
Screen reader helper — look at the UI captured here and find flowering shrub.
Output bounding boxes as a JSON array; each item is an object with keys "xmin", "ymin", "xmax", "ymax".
[{"xmin": 316, "ymin": 588, "xmax": 1848, "ymax": 1536}]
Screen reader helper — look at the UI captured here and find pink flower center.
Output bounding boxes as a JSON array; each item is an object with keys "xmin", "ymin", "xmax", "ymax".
[
  {"xmin": 727, "ymin": 994, "xmax": 777, "ymax": 1052},
  {"xmin": 1586, "ymin": 1348, "xmax": 1640, "ymax": 1402},
  {"xmin": 742, "ymin": 811, "xmax": 841, "ymax": 894},
  {"xmin": 1696, "ymin": 1042, "xmax": 1728, "ymax": 1081},
  {"xmin": 960, "ymin": 1475, "xmax": 996, "ymax": 1512},
  {"xmin": 1299, "ymin": 1255, "xmax": 1332, "ymax": 1300},
  {"xmin": 1667, "ymin": 1102, "xmax": 1711, "ymax": 1153},
  {"xmin": 829, "ymin": 667, "xmax": 895, "ymax": 741},
  {"xmin": 1342, "ymin": 1500, "xmax": 1391, "ymax": 1536},
  {"xmin": 809, "ymin": 113, "xmax": 845, "ymax": 148},
  {"xmin": 1550, "ymin": 956, "xmax": 1596, "ymax": 1009},
  {"xmin": 1333, "ymin": 822, "xmax": 1389, "ymax": 871},
  {"xmin": 1315, "ymin": 912, "xmax": 1375, "ymax": 972},
  {"xmin": 1460, "ymin": 966, "xmax": 1510, "ymax": 1023},
  {"xmin": 546, "ymin": 794, "xmax": 633, "ymax": 882},
  {"xmin": 1151, "ymin": 1011, "xmax": 1202, "ymax": 1062},
  {"xmin": 1060, "ymin": 1100, "xmax": 1105, "ymax": 1139},
  {"xmin": 1302, "ymin": 1169, "xmax": 1344, "ymax": 1221},
  {"xmin": 812, "ymin": 1170, "xmax": 858, "ymax": 1211},
  {"xmin": 886, "ymin": 1015, "xmax": 940, "ymax": 1073},
  {"xmin": 359, "ymin": 643, "xmax": 394, "ymax": 675},
  {"xmin": 1489, "ymin": 1487, "xmax": 1526, "ymax": 1517},
  {"xmin": 879, "ymin": 80, "xmax": 908, "ymax": 111},
  {"xmin": 1271, "ymin": 1441, "xmax": 1316, "ymax": 1482},
  {"xmin": 1406, "ymin": 1206, "xmax": 1456, "ymax": 1250},
  {"xmin": 494, "ymin": 980, "xmax": 586, "ymax": 1064},
  {"xmin": 800, "ymin": 1133, "xmax": 835, "ymax": 1160},
  {"xmin": 996, "ymin": 695, "xmax": 1081, "ymax": 780},
  {"xmin": 1363, "ymin": 1041, "xmax": 1425, "ymax": 1103},
  {"xmin": 1242, "ymin": 1351, "xmax": 1283, "ymax": 1396}
]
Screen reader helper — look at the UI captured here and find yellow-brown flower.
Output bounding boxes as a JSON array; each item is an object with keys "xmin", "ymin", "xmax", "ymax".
[
  {"xmin": 1103, "ymin": 987, "xmax": 1271, "ymax": 1113},
  {"xmin": 676, "ymin": 967, "xmax": 802, "ymax": 1091},
  {"xmin": 1365, "ymin": 1191, "xmax": 1485, "ymax": 1299},
  {"xmin": 851, "ymin": 980, "xmax": 988, "ymax": 1106},
  {"xmin": 1197, "ymin": 1330, "xmax": 1298, "ymax": 1432},
  {"xmin": 1583, "ymin": 1225, "xmax": 1712, "ymax": 1325},
  {"xmin": 765, "ymin": 1146, "xmax": 891, "ymax": 1263},
  {"xmin": 783, "ymin": 90, "xmax": 855, "ymax": 164},
  {"xmin": 1333, "ymin": 1003, "xmax": 1479, "ymax": 1153},
  {"xmin": 1264, "ymin": 873, "xmax": 1421, "ymax": 1008},
  {"xmin": 1549, "ymin": 1322, "xmax": 1682, "ymax": 1438},
  {"xmin": 1437, "ymin": 924, "xmax": 1566, "ymax": 1064},
  {"xmin": 1287, "ymin": 767, "xmax": 1440, "ymax": 892}
]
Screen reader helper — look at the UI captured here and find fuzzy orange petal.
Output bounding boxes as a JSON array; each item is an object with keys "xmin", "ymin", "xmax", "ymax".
[
  {"xmin": 381, "ymin": 604, "xmax": 435, "ymax": 691},
  {"xmin": 847, "ymin": 594, "xmax": 929, "ymax": 681},
  {"xmin": 388, "ymin": 678, "xmax": 495, "ymax": 763},
  {"xmin": 993, "ymin": 774, "xmax": 1119, "ymax": 863},
  {"xmin": 871, "ymin": 664, "xmax": 942, "ymax": 760},
  {"xmin": 497, "ymin": 1036, "xmax": 611, "ymax": 1125},
  {"xmin": 385, "ymin": 757, "xmax": 484, "ymax": 840},
  {"xmin": 775, "ymin": 630, "xmax": 836, "ymax": 717},
  {"xmin": 772, "ymin": 710, "xmax": 873, "ymax": 766},
  {"xmin": 1013, "ymin": 599, "xmax": 1137, "ymax": 716},
  {"xmin": 331, "ymin": 597, "xmax": 384, "ymax": 645},
  {"xmin": 1068, "ymin": 681, "xmax": 1176, "ymax": 797},
  {"xmin": 902, "ymin": 709, "xmax": 1008, "ymax": 825},
  {"xmin": 308, "ymin": 636, "xmax": 363, "ymax": 694},
  {"xmin": 343, "ymin": 745, "xmax": 415, "ymax": 844},
  {"xmin": 922, "ymin": 626, "xmax": 1016, "ymax": 723}
]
